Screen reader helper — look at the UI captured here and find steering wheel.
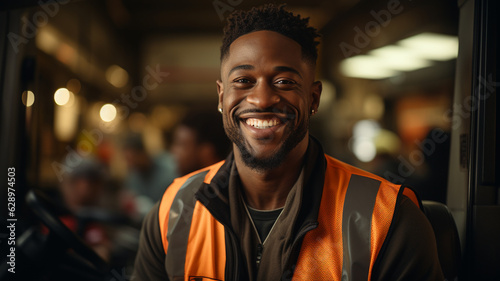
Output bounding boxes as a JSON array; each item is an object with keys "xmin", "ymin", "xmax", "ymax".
[{"xmin": 25, "ymin": 189, "xmax": 108, "ymax": 280}]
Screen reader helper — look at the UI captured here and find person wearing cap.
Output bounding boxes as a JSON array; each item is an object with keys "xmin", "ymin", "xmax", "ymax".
[{"xmin": 59, "ymin": 157, "xmax": 110, "ymax": 260}]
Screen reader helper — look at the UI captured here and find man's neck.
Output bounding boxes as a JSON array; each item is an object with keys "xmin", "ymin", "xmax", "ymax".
[{"xmin": 235, "ymin": 138, "xmax": 308, "ymax": 210}]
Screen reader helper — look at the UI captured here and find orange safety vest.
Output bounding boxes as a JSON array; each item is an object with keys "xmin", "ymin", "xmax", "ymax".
[{"xmin": 158, "ymin": 154, "xmax": 420, "ymax": 281}]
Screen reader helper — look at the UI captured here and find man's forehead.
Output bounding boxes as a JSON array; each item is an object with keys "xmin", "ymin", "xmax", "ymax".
[{"xmin": 221, "ymin": 30, "xmax": 308, "ymax": 74}]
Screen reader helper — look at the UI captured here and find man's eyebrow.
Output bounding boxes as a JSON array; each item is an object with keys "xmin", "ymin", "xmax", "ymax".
[
  {"xmin": 274, "ymin": 66, "xmax": 302, "ymax": 78},
  {"xmin": 227, "ymin": 65, "xmax": 302, "ymax": 78},
  {"xmin": 228, "ymin": 64, "xmax": 254, "ymax": 76}
]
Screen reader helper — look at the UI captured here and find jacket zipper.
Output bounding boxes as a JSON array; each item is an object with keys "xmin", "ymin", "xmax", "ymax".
[
  {"xmin": 256, "ymin": 243, "xmax": 263, "ymax": 268},
  {"xmin": 243, "ymin": 202, "xmax": 285, "ymax": 270}
]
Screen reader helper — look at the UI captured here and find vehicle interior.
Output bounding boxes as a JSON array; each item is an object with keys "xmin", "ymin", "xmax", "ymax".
[{"xmin": 0, "ymin": 0, "xmax": 498, "ymax": 280}]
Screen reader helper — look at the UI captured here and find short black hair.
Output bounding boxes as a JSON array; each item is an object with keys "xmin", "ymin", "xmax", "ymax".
[
  {"xmin": 221, "ymin": 4, "xmax": 321, "ymax": 64},
  {"xmin": 179, "ymin": 109, "xmax": 231, "ymax": 160}
]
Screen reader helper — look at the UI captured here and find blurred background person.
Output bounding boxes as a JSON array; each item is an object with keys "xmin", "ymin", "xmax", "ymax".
[
  {"xmin": 58, "ymin": 157, "xmax": 111, "ymax": 261},
  {"xmin": 171, "ymin": 109, "xmax": 232, "ymax": 176},
  {"xmin": 122, "ymin": 133, "xmax": 178, "ymax": 216}
]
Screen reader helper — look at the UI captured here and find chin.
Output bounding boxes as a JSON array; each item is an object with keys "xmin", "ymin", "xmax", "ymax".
[
  {"xmin": 240, "ymin": 149, "xmax": 287, "ymax": 171},
  {"xmin": 238, "ymin": 136, "xmax": 303, "ymax": 171}
]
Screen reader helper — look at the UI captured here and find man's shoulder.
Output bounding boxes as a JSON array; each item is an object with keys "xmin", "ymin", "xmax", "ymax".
[
  {"xmin": 177, "ymin": 160, "xmax": 227, "ymax": 184},
  {"xmin": 159, "ymin": 160, "xmax": 226, "ymax": 203},
  {"xmin": 323, "ymin": 154, "xmax": 399, "ymax": 188},
  {"xmin": 323, "ymin": 154, "xmax": 422, "ymax": 210}
]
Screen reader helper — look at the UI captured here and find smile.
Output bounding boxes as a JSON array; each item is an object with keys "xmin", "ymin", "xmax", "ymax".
[{"xmin": 245, "ymin": 118, "xmax": 281, "ymax": 129}]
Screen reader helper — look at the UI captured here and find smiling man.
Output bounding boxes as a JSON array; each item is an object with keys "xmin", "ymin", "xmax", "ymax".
[{"xmin": 133, "ymin": 4, "xmax": 443, "ymax": 281}]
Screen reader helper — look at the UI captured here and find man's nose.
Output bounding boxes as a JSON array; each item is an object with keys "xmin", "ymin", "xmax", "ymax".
[{"xmin": 246, "ymin": 82, "xmax": 280, "ymax": 109}]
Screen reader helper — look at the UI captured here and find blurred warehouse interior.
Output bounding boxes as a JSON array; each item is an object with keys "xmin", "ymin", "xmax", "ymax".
[{"xmin": 3, "ymin": 0, "xmax": 458, "ymax": 202}]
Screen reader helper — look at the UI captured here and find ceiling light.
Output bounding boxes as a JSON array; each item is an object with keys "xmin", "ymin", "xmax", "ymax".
[
  {"xmin": 54, "ymin": 88, "xmax": 71, "ymax": 106},
  {"xmin": 105, "ymin": 65, "xmax": 129, "ymax": 88},
  {"xmin": 100, "ymin": 104, "xmax": 117, "ymax": 122},
  {"xmin": 369, "ymin": 45, "xmax": 432, "ymax": 71},
  {"xmin": 22, "ymin": 91, "xmax": 35, "ymax": 107},
  {"xmin": 340, "ymin": 55, "xmax": 398, "ymax": 79},
  {"xmin": 398, "ymin": 32, "xmax": 458, "ymax": 61},
  {"xmin": 339, "ymin": 32, "xmax": 458, "ymax": 79},
  {"xmin": 36, "ymin": 27, "xmax": 59, "ymax": 55}
]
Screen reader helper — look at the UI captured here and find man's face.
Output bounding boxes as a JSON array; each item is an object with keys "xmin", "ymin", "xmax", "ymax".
[
  {"xmin": 171, "ymin": 125, "xmax": 202, "ymax": 175},
  {"xmin": 217, "ymin": 30, "xmax": 321, "ymax": 170},
  {"xmin": 123, "ymin": 148, "xmax": 150, "ymax": 172},
  {"xmin": 61, "ymin": 177, "xmax": 102, "ymax": 210}
]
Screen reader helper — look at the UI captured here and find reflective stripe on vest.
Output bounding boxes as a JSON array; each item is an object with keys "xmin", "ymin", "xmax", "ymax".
[
  {"xmin": 160, "ymin": 162, "xmax": 226, "ymax": 281},
  {"xmin": 341, "ymin": 175, "xmax": 382, "ymax": 281},
  {"xmin": 166, "ymin": 171, "xmax": 208, "ymax": 281},
  {"xmin": 293, "ymin": 155, "xmax": 410, "ymax": 280}
]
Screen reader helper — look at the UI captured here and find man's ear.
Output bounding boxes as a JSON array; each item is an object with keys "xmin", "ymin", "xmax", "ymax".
[
  {"xmin": 216, "ymin": 80, "xmax": 224, "ymax": 110},
  {"xmin": 311, "ymin": 81, "xmax": 322, "ymax": 112}
]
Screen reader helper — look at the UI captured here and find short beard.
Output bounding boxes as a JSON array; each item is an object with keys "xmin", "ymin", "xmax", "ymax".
[{"xmin": 224, "ymin": 116, "xmax": 308, "ymax": 172}]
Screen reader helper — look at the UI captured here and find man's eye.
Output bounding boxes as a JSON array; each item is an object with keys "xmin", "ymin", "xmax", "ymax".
[
  {"xmin": 275, "ymin": 79, "xmax": 295, "ymax": 85},
  {"xmin": 234, "ymin": 78, "xmax": 251, "ymax": 83}
]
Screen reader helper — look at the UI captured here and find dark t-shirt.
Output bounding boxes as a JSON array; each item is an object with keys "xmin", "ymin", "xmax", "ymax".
[{"xmin": 246, "ymin": 207, "xmax": 283, "ymax": 242}]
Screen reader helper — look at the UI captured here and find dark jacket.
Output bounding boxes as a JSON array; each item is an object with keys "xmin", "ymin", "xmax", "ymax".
[{"xmin": 133, "ymin": 138, "xmax": 444, "ymax": 281}]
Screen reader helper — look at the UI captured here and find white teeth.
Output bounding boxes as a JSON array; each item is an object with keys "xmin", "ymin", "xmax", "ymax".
[{"xmin": 245, "ymin": 118, "xmax": 280, "ymax": 129}]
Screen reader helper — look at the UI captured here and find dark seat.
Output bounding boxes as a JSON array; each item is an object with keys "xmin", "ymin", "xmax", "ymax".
[{"xmin": 422, "ymin": 200, "xmax": 462, "ymax": 281}]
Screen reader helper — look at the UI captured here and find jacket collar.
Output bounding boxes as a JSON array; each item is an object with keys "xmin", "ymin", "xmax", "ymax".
[
  {"xmin": 195, "ymin": 135, "xmax": 327, "ymax": 234},
  {"xmin": 293, "ymin": 136, "xmax": 326, "ymax": 236}
]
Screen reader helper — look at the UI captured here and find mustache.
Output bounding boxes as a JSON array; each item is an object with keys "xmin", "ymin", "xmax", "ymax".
[{"xmin": 235, "ymin": 107, "xmax": 296, "ymax": 120}]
